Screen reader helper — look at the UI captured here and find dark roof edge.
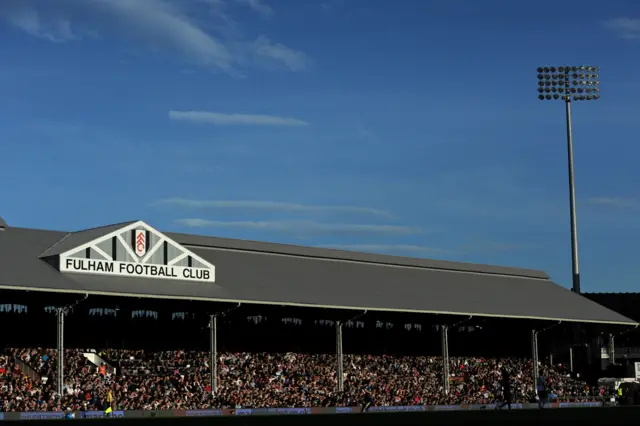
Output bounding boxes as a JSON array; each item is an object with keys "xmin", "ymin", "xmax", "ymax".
[{"xmin": 0, "ymin": 284, "xmax": 636, "ymax": 326}]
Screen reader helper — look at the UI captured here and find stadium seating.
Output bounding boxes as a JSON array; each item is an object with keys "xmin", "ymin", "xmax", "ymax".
[{"xmin": 0, "ymin": 348, "xmax": 594, "ymax": 411}]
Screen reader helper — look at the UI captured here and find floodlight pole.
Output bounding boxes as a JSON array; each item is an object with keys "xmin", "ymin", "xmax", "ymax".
[
  {"xmin": 565, "ymin": 98, "xmax": 581, "ymax": 294},
  {"xmin": 441, "ymin": 325, "xmax": 450, "ymax": 394},
  {"xmin": 564, "ymin": 96, "xmax": 584, "ymax": 372},
  {"xmin": 538, "ymin": 65, "xmax": 600, "ymax": 294},
  {"xmin": 336, "ymin": 321, "xmax": 344, "ymax": 392}
]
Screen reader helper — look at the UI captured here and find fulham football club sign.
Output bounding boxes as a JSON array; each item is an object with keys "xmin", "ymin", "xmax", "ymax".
[{"xmin": 57, "ymin": 221, "xmax": 215, "ymax": 283}]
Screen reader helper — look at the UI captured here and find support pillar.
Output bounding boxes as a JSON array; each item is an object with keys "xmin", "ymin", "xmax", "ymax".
[
  {"xmin": 609, "ymin": 334, "xmax": 615, "ymax": 365},
  {"xmin": 441, "ymin": 325, "xmax": 450, "ymax": 394},
  {"xmin": 210, "ymin": 314, "xmax": 218, "ymax": 395},
  {"xmin": 336, "ymin": 321, "xmax": 344, "ymax": 392},
  {"xmin": 569, "ymin": 346, "xmax": 574, "ymax": 372},
  {"xmin": 532, "ymin": 330, "xmax": 539, "ymax": 384},
  {"xmin": 56, "ymin": 308, "xmax": 65, "ymax": 397},
  {"xmin": 550, "ymin": 353, "xmax": 554, "ymax": 366}
]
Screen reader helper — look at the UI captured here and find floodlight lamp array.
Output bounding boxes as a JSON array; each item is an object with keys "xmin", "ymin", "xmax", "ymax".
[{"xmin": 536, "ymin": 66, "xmax": 600, "ymax": 101}]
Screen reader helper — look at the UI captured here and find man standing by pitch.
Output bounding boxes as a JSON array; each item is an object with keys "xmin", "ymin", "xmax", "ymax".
[
  {"xmin": 496, "ymin": 367, "xmax": 512, "ymax": 410},
  {"xmin": 361, "ymin": 380, "xmax": 374, "ymax": 413},
  {"xmin": 537, "ymin": 374, "xmax": 547, "ymax": 409}
]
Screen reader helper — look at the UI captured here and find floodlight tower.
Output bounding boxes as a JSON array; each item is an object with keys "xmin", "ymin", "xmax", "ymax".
[{"xmin": 537, "ymin": 65, "xmax": 600, "ymax": 294}]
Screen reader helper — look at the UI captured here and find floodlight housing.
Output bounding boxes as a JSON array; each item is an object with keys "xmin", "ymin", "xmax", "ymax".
[{"xmin": 536, "ymin": 65, "xmax": 600, "ymax": 101}]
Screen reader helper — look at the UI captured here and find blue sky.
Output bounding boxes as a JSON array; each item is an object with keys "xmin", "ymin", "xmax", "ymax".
[{"xmin": 0, "ymin": 0, "xmax": 639, "ymax": 292}]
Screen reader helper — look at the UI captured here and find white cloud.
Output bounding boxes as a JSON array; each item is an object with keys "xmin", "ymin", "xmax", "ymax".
[
  {"xmin": 103, "ymin": 0, "xmax": 234, "ymax": 69},
  {"xmin": 321, "ymin": 0, "xmax": 344, "ymax": 12},
  {"xmin": 604, "ymin": 18, "xmax": 640, "ymax": 40},
  {"xmin": 168, "ymin": 110, "xmax": 309, "ymax": 126},
  {"xmin": 175, "ymin": 218, "xmax": 422, "ymax": 236},
  {"xmin": 0, "ymin": 0, "xmax": 309, "ymax": 73},
  {"xmin": 316, "ymin": 244, "xmax": 448, "ymax": 255},
  {"xmin": 250, "ymin": 36, "xmax": 310, "ymax": 71},
  {"xmin": 587, "ymin": 197, "xmax": 637, "ymax": 208},
  {"xmin": 459, "ymin": 242, "xmax": 531, "ymax": 253},
  {"xmin": 234, "ymin": 0, "xmax": 273, "ymax": 17},
  {"xmin": 158, "ymin": 198, "xmax": 390, "ymax": 217},
  {"xmin": 318, "ymin": 242, "xmax": 527, "ymax": 256},
  {"xmin": 0, "ymin": 2, "xmax": 75, "ymax": 42}
]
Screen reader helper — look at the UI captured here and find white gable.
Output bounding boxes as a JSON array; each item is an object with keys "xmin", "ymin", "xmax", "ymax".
[{"xmin": 58, "ymin": 221, "xmax": 215, "ymax": 283}]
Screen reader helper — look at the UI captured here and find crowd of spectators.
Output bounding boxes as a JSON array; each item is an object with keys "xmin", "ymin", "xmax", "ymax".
[
  {"xmin": 0, "ymin": 348, "xmax": 594, "ymax": 412},
  {"xmin": 0, "ymin": 354, "xmax": 42, "ymax": 412}
]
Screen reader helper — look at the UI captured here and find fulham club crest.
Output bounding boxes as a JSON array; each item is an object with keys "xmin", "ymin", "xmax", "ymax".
[{"xmin": 134, "ymin": 229, "xmax": 147, "ymax": 258}]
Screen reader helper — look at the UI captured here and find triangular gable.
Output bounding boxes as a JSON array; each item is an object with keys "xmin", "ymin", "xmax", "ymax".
[{"xmin": 57, "ymin": 221, "xmax": 215, "ymax": 283}]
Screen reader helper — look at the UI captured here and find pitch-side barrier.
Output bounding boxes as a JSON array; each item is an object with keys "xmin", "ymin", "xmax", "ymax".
[{"xmin": 0, "ymin": 401, "xmax": 604, "ymax": 420}]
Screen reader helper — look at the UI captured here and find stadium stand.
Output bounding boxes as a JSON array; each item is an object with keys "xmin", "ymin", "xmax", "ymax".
[
  {"xmin": 2, "ymin": 347, "xmax": 594, "ymax": 411},
  {"xmin": 0, "ymin": 219, "xmax": 637, "ymax": 413}
]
